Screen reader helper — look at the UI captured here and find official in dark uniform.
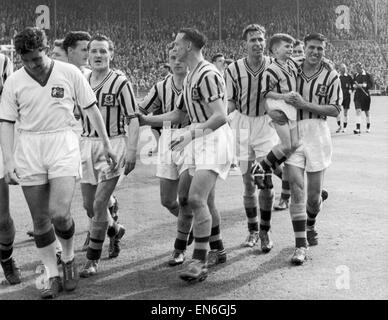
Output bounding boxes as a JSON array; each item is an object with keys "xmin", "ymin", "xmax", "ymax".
[
  {"xmin": 353, "ymin": 62, "xmax": 373, "ymax": 134},
  {"xmin": 336, "ymin": 63, "xmax": 353, "ymax": 133}
]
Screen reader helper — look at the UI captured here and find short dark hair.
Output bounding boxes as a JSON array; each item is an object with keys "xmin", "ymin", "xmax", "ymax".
[
  {"xmin": 225, "ymin": 58, "xmax": 234, "ymax": 66},
  {"xmin": 88, "ymin": 34, "xmax": 114, "ymax": 52},
  {"xmin": 63, "ymin": 31, "xmax": 91, "ymax": 53},
  {"xmin": 211, "ymin": 53, "xmax": 224, "ymax": 63},
  {"xmin": 242, "ymin": 24, "xmax": 266, "ymax": 41},
  {"xmin": 53, "ymin": 39, "xmax": 65, "ymax": 50},
  {"xmin": 179, "ymin": 28, "xmax": 207, "ymax": 50},
  {"xmin": 294, "ymin": 40, "xmax": 304, "ymax": 47},
  {"xmin": 304, "ymin": 33, "xmax": 326, "ymax": 44},
  {"xmin": 14, "ymin": 27, "xmax": 49, "ymax": 55},
  {"xmin": 268, "ymin": 33, "xmax": 295, "ymax": 54}
]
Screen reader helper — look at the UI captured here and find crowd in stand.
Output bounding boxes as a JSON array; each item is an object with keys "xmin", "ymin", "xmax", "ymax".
[{"xmin": 1, "ymin": 0, "xmax": 387, "ymax": 91}]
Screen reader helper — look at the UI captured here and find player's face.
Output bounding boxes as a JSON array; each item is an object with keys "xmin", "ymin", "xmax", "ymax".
[
  {"xmin": 339, "ymin": 64, "xmax": 347, "ymax": 74},
  {"xmin": 304, "ymin": 40, "xmax": 325, "ymax": 66},
  {"xmin": 89, "ymin": 40, "xmax": 112, "ymax": 71},
  {"xmin": 274, "ymin": 41, "xmax": 293, "ymax": 60},
  {"xmin": 246, "ymin": 31, "xmax": 265, "ymax": 59},
  {"xmin": 213, "ymin": 56, "xmax": 225, "ymax": 73},
  {"xmin": 169, "ymin": 53, "xmax": 187, "ymax": 76},
  {"xmin": 51, "ymin": 46, "xmax": 68, "ymax": 62},
  {"xmin": 69, "ymin": 40, "xmax": 89, "ymax": 67},
  {"xmin": 173, "ymin": 33, "xmax": 190, "ymax": 63},
  {"xmin": 292, "ymin": 44, "xmax": 304, "ymax": 57},
  {"xmin": 20, "ymin": 48, "xmax": 50, "ymax": 76}
]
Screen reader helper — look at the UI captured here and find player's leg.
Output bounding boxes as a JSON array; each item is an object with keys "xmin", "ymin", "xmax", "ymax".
[
  {"xmin": 306, "ymin": 170, "xmax": 325, "ymax": 246},
  {"xmin": 22, "ymin": 183, "xmax": 62, "ymax": 298},
  {"xmin": 0, "ymin": 178, "xmax": 21, "ymax": 285},
  {"xmin": 343, "ymin": 108, "xmax": 349, "ymax": 132},
  {"xmin": 257, "ymin": 156, "xmax": 274, "ymax": 253},
  {"xmin": 365, "ymin": 110, "xmax": 371, "ymax": 132},
  {"xmin": 160, "ymin": 178, "xmax": 179, "ymax": 217},
  {"xmin": 170, "ymin": 170, "xmax": 192, "ymax": 266},
  {"xmin": 207, "ymin": 185, "xmax": 227, "ymax": 266},
  {"xmin": 108, "ymin": 195, "xmax": 119, "ymax": 222},
  {"xmin": 354, "ymin": 100, "xmax": 362, "ymax": 134},
  {"xmin": 273, "ymin": 164, "xmax": 291, "ymax": 210},
  {"xmin": 80, "ymin": 183, "xmax": 96, "ymax": 251},
  {"xmin": 286, "ymin": 163, "xmax": 308, "ymax": 265},
  {"xmin": 336, "ymin": 108, "xmax": 342, "ymax": 133},
  {"xmin": 49, "ymin": 176, "xmax": 79, "ymax": 292},
  {"xmin": 179, "ymin": 169, "xmax": 218, "ymax": 282},
  {"xmin": 148, "ymin": 127, "xmax": 161, "ymax": 156},
  {"xmin": 241, "ymin": 160, "xmax": 260, "ymax": 247},
  {"xmin": 81, "ymin": 176, "xmax": 119, "ymax": 277}
]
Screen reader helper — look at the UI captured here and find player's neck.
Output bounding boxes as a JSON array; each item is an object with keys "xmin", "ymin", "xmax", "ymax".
[
  {"xmin": 275, "ymin": 57, "xmax": 288, "ymax": 65},
  {"xmin": 247, "ymin": 55, "xmax": 263, "ymax": 69},
  {"xmin": 303, "ymin": 61, "xmax": 321, "ymax": 76},
  {"xmin": 172, "ymin": 73, "xmax": 185, "ymax": 89},
  {"xmin": 187, "ymin": 52, "xmax": 204, "ymax": 73},
  {"xmin": 91, "ymin": 68, "xmax": 110, "ymax": 82}
]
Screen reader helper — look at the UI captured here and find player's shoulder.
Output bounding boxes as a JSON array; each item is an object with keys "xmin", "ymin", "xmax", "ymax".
[{"xmin": 55, "ymin": 60, "xmax": 84, "ymax": 77}]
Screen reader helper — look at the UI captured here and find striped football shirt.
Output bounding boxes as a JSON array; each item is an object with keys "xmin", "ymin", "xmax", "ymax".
[
  {"xmin": 80, "ymin": 69, "xmax": 137, "ymax": 137},
  {"xmin": 261, "ymin": 58, "xmax": 298, "ymax": 97},
  {"xmin": 177, "ymin": 60, "xmax": 226, "ymax": 124},
  {"xmin": 297, "ymin": 63, "xmax": 342, "ymax": 120},
  {"xmin": 0, "ymin": 53, "xmax": 12, "ymax": 97},
  {"xmin": 226, "ymin": 56, "xmax": 272, "ymax": 117}
]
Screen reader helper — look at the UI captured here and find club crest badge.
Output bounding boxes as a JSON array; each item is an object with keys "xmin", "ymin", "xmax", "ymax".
[
  {"xmin": 191, "ymin": 87, "xmax": 200, "ymax": 101},
  {"xmin": 51, "ymin": 87, "xmax": 64, "ymax": 98},
  {"xmin": 102, "ymin": 93, "xmax": 115, "ymax": 107},
  {"xmin": 316, "ymin": 84, "xmax": 328, "ymax": 97}
]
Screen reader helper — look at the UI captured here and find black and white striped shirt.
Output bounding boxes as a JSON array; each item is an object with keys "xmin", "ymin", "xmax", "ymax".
[
  {"xmin": 226, "ymin": 56, "xmax": 272, "ymax": 117},
  {"xmin": 0, "ymin": 53, "xmax": 12, "ymax": 97},
  {"xmin": 297, "ymin": 63, "xmax": 342, "ymax": 121},
  {"xmin": 177, "ymin": 60, "xmax": 226, "ymax": 124}
]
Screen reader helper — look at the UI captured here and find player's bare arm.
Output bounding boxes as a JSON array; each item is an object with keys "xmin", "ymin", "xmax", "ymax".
[
  {"xmin": 138, "ymin": 108, "xmax": 186, "ymax": 127},
  {"xmin": 288, "ymin": 92, "xmax": 340, "ymax": 117},
  {"xmin": 84, "ymin": 104, "xmax": 118, "ymax": 169},
  {"xmin": 0, "ymin": 122, "xmax": 19, "ymax": 185},
  {"xmin": 123, "ymin": 116, "xmax": 139, "ymax": 175},
  {"xmin": 170, "ymin": 97, "xmax": 227, "ymax": 151}
]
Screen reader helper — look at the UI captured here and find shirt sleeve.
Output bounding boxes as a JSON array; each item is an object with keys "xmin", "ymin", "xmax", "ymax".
[
  {"xmin": 326, "ymin": 72, "xmax": 343, "ymax": 110},
  {"xmin": 225, "ymin": 66, "xmax": 237, "ymax": 102},
  {"xmin": 261, "ymin": 68, "xmax": 280, "ymax": 97},
  {"xmin": 117, "ymin": 77, "xmax": 138, "ymax": 120},
  {"xmin": 138, "ymin": 84, "xmax": 161, "ymax": 115},
  {"xmin": 73, "ymin": 68, "xmax": 97, "ymax": 110},
  {"xmin": 0, "ymin": 78, "xmax": 18, "ymax": 123},
  {"xmin": 198, "ymin": 71, "xmax": 225, "ymax": 104}
]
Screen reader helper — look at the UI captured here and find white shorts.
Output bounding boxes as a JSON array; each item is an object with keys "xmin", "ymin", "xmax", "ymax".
[
  {"xmin": 286, "ymin": 119, "xmax": 332, "ymax": 172},
  {"xmin": 15, "ymin": 129, "xmax": 81, "ymax": 186},
  {"xmin": 186, "ymin": 123, "xmax": 234, "ymax": 180},
  {"xmin": 0, "ymin": 147, "xmax": 4, "ymax": 179},
  {"xmin": 156, "ymin": 128, "xmax": 190, "ymax": 180},
  {"xmin": 230, "ymin": 112, "xmax": 279, "ymax": 161},
  {"xmin": 80, "ymin": 135, "xmax": 126, "ymax": 185},
  {"xmin": 265, "ymin": 98, "xmax": 297, "ymax": 121}
]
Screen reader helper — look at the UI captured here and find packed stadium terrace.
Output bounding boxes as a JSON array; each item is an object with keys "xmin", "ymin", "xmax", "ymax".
[{"xmin": 0, "ymin": 0, "xmax": 387, "ymax": 91}]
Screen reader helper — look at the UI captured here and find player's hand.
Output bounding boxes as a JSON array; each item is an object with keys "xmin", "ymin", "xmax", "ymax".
[
  {"xmin": 170, "ymin": 130, "xmax": 192, "ymax": 151},
  {"xmin": 267, "ymin": 110, "xmax": 288, "ymax": 125},
  {"xmin": 123, "ymin": 151, "xmax": 136, "ymax": 175},
  {"xmin": 283, "ymin": 92, "xmax": 297, "ymax": 104},
  {"xmin": 104, "ymin": 146, "xmax": 118, "ymax": 171},
  {"xmin": 288, "ymin": 92, "xmax": 305, "ymax": 109},
  {"xmin": 4, "ymin": 161, "xmax": 20, "ymax": 185},
  {"xmin": 136, "ymin": 113, "xmax": 148, "ymax": 126}
]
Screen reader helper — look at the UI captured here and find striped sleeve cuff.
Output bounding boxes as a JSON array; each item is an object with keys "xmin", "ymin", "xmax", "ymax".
[{"xmin": 0, "ymin": 119, "xmax": 16, "ymax": 123}]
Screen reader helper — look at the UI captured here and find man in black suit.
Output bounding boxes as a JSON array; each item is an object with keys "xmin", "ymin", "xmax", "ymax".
[{"xmin": 353, "ymin": 62, "xmax": 374, "ymax": 134}]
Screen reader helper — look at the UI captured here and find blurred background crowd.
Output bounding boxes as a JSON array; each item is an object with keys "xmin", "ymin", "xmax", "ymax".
[{"xmin": 1, "ymin": 0, "xmax": 387, "ymax": 94}]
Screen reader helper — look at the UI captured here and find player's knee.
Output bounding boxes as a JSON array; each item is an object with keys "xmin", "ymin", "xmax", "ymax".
[
  {"xmin": 51, "ymin": 213, "xmax": 71, "ymax": 230},
  {"xmin": 0, "ymin": 216, "xmax": 13, "ymax": 233},
  {"xmin": 93, "ymin": 198, "xmax": 109, "ymax": 217},
  {"xmin": 188, "ymin": 194, "xmax": 206, "ymax": 211},
  {"xmin": 33, "ymin": 216, "xmax": 52, "ymax": 234},
  {"xmin": 307, "ymin": 198, "xmax": 322, "ymax": 214},
  {"xmin": 161, "ymin": 197, "xmax": 178, "ymax": 211},
  {"xmin": 178, "ymin": 194, "xmax": 189, "ymax": 207}
]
